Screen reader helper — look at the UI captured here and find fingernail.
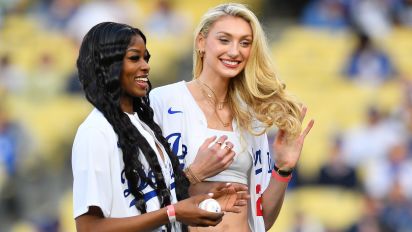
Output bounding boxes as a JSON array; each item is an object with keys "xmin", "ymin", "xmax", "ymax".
[
  {"xmin": 226, "ymin": 183, "xmax": 231, "ymax": 186},
  {"xmin": 208, "ymin": 193, "xmax": 214, "ymax": 197}
]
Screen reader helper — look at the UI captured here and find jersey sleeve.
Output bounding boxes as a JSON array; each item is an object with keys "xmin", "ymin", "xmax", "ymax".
[{"xmin": 72, "ymin": 125, "xmax": 113, "ymax": 218}]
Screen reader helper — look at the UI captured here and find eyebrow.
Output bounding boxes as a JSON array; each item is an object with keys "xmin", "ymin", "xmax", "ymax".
[
  {"xmin": 126, "ymin": 48, "xmax": 142, "ymax": 53},
  {"xmin": 216, "ymin": 31, "xmax": 252, "ymax": 39}
]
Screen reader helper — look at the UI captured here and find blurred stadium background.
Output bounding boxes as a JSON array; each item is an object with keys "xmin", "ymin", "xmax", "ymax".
[{"xmin": 1, "ymin": 0, "xmax": 412, "ymax": 231}]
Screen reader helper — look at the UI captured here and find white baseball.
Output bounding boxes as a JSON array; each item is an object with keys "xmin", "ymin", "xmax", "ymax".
[{"xmin": 198, "ymin": 198, "xmax": 221, "ymax": 213}]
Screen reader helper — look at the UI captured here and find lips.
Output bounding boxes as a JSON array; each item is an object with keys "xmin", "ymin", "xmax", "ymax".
[
  {"xmin": 134, "ymin": 74, "xmax": 148, "ymax": 82},
  {"xmin": 221, "ymin": 59, "xmax": 241, "ymax": 68},
  {"xmin": 134, "ymin": 74, "xmax": 149, "ymax": 89},
  {"xmin": 134, "ymin": 77, "xmax": 148, "ymax": 82}
]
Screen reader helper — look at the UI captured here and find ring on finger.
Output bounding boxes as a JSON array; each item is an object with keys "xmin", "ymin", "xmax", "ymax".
[
  {"xmin": 216, "ymin": 141, "xmax": 223, "ymax": 145},
  {"xmin": 224, "ymin": 144, "xmax": 233, "ymax": 150}
]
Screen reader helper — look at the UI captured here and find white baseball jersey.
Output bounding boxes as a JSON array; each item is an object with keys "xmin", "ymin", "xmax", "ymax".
[
  {"xmin": 150, "ymin": 81, "xmax": 272, "ymax": 232},
  {"xmin": 72, "ymin": 108, "xmax": 180, "ymax": 231}
]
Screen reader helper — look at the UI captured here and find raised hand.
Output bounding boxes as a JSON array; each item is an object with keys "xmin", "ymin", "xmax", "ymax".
[
  {"xmin": 272, "ymin": 106, "xmax": 314, "ymax": 170},
  {"xmin": 189, "ymin": 135, "xmax": 236, "ymax": 180}
]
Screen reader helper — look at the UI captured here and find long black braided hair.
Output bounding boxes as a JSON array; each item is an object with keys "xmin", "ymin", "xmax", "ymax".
[{"xmin": 76, "ymin": 22, "xmax": 189, "ymax": 231}]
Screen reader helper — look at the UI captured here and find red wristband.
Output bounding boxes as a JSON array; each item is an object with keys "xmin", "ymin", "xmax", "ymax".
[
  {"xmin": 271, "ymin": 170, "xmax": 292, "ymax": 182},
  {"xmin": 166, "ymin": 205, "xmax": 176, "ymax": 223}
]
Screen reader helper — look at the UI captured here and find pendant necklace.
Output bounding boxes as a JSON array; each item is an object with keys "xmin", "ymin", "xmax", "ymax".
[
  {"xmin": 196, "ymin": 79, "xmax": 230, "ymax": 127},
  {"xmin": 196, "ymin": 79, "xmax": 228, "ymax": 110}
]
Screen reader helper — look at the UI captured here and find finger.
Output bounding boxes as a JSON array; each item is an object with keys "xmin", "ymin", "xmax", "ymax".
[
  {"xmin": 232, "ymin": 184, "xmax": 248, "ymax": 192},
  {"xmin": 210, "ymin": 182, "xmax": 232, "ymax": 195},
  {"xmin": 211, "ymin": 184, "xmax": 238, "ymax": 201},
  {"xmin": 222, "ymin": 141, "xmax": 234, "ymax": 151},
  {"xmin": 195, "ymin": 193, "xmax": 213, "ymax": 204},
  {"xmin": 224, "ymin": 206, "xmax": 242, "ymax": 213},
  {"xmin": 213, "ymin": 135, "xmax": 228, "ymax": 148},
  {"xmin": 200, "ymin": 135, "xmax": 217, "ymax": 149},
  {"xmin": 221, "ymin": 151, "xmax": 236, "ymax": 169},
  {"xmin": 300, "ymin": 119, "xmax": 314, "ymax": 139},
  {"xmin": 236, "ymin": 191, "xmax": 251, "ymax": 201},
  {"xmin": 234, "ymin": 199, "xmax": 248, "ymax": 207}
]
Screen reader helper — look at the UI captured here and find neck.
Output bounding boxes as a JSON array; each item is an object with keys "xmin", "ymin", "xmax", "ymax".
[
  {"xmin": 120, "ymin": 95, "xmax": 133, "ymax": 114},
  {"xmin": 197, "ymin": 74, "xmax": 229, "ymax": 102}
]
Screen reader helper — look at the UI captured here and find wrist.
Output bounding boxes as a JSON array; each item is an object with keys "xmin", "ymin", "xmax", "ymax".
[
  {"xmin": 272, "ymin": 164, "xmax": 293, "ymax": 182},
  {"xmin": 184, "ymin": 165, "xmax": 202, "ymax": 184},
  {"xmin": 271, "ymin": 170, "xmax": 292, "ymax": 182},
  {"xmin": 166, "ymin": 204, "xmax": 176, "ymax": 223},
  {"xmin": 188, "ymin": 164, "xmax": 205, "ymax": 180},
  {"xmin": 273, "ymin": 164, "xmax": 294, "ymax": 176}
]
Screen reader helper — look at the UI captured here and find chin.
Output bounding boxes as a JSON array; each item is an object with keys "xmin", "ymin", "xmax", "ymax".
[
  {"xmin": 220, "ymin": 70, "xmax": 242, "ymax": 79},
  {"xmin": 217, "ymin": 66, "xmax": 244, "ymax": 78},
  {"xmin": 134, "ymin": 90, "xmax": 148, "ymax": 98}
]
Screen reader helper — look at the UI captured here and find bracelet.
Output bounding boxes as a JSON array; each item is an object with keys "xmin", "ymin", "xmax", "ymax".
[
  {"xmin": 184, "ymin": 165, "xmax": 201, "ymax": 184},
  {"xmin": 271, "ymin": 170, "xmax": 292, "ymax": 183},
  {"xmin": 273, "ymin": 164, "xmax": 294, "ymax": 177},
  {"xmin": 166, "ymin": 205, "xmax": 176, "ymax": 223}
]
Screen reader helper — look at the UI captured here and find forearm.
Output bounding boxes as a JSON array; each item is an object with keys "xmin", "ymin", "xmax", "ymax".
[
  {"xmin": 261, "ymin": 177, "xmax": 289, "ymax": 230},
  {"xmin": 75, "ymin": 207, "xmax": 169, "ymax": 232}
]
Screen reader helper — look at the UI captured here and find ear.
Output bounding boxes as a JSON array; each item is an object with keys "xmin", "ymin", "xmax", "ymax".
[{"xmin": 196, "ymin": 33, "xmax": 206, "ymax": 51}]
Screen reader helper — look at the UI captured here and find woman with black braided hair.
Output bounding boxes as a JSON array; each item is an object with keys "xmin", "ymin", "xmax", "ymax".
[{"xmin": 72, "ymin": 22, "xmax": 239, "ymax": 232}]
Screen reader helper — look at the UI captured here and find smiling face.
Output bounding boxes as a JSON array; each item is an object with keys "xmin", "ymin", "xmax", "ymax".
[
  {"xmin": 120, "ymin": 35, "xmax": 150, "ymax": 100},
  {"xmin": 197, "ymin": 15, "xmax": 252, "ymax": 80}
]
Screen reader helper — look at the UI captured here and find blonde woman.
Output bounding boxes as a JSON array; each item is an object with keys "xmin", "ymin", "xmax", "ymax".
[{"xmin": 150, "ymin": 3, "xmax": 314, "ymax": 231}]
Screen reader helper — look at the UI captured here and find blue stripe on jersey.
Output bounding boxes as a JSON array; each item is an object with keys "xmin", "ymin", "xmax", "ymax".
[
  {"xmin": 143, "ymin": 190, "xmax": 158, "ymax": 202},
  {"xmin": 128, "ymin": 183, "xmax": 176, "ymax": 208}
]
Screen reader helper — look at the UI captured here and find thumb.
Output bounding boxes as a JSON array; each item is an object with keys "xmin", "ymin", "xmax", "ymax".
[{"xmin": 196, "ymin": 192, "xmax": 214, "ymax": 204}]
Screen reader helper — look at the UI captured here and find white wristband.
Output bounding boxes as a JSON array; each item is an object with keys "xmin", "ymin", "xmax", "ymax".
[{"xmin": 166, "ymin": 205, "xmax": 176, "ymax": 223}]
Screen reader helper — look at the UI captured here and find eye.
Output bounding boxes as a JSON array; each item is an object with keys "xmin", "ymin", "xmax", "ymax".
[
  {"xmin": 129, "ymin": 55, "xmax": 140, "ymax": 61},
  {"xmin": 218, "ymin": 38, "xmax": 230, "ymax": 44},
  {"xmin": 240, "ymin": 40, "xmax": 251, "ymax": 47}
]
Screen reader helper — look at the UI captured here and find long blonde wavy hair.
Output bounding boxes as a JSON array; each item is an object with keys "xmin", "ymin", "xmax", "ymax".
[{"xmin": 193, "ymin": 3, "xmax": 302, "ymax": 138}]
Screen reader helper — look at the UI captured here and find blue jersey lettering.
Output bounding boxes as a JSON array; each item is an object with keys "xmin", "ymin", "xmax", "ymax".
[
  {"xmin": 254, "ymin": 149, "xmax": 262, "ymax": 175},
  {"xmin": 166, "ymin": 132, "xmax": 187, "ymax": 169},
  {"xmin": 121, "ymin": 169, "xmax": 159, "ymax": 208},
  {"xmin": 267, "ymin": 151, "xmax": 272, "ymax": 173}
]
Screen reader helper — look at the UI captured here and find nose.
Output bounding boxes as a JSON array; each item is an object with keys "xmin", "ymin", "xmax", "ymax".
[
  {"xmin": 141, "ymin": 59, "xmax": 150, "ymax": 73},
  {"xmin": 227, "ymin": 43, "xmax": 240, "ymax": 58}
]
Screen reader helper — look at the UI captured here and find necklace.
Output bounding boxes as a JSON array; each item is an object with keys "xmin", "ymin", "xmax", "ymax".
[
  {"xmin": 196, "ymin": 79, "xmax": 228, "ymax": 110},
  {"xmin": 196, "ymin": 79, "xmax": 230, "ymax": 127}
]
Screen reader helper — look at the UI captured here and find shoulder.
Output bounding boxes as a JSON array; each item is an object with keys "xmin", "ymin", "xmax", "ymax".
[
  {"xmin": 150, "ymin": 81, "xmax": 187, "ymax": 112},
  {"xmin": 72, "ymin": 109, "xmax": 117, "ymax": 166},
  {"xmin": 150, "ymin": 81, "xmax": 185, "ymax": 99},
  {"xmin": 75, "ymin": 108, "xmax": 116, "ymax": 141}
]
